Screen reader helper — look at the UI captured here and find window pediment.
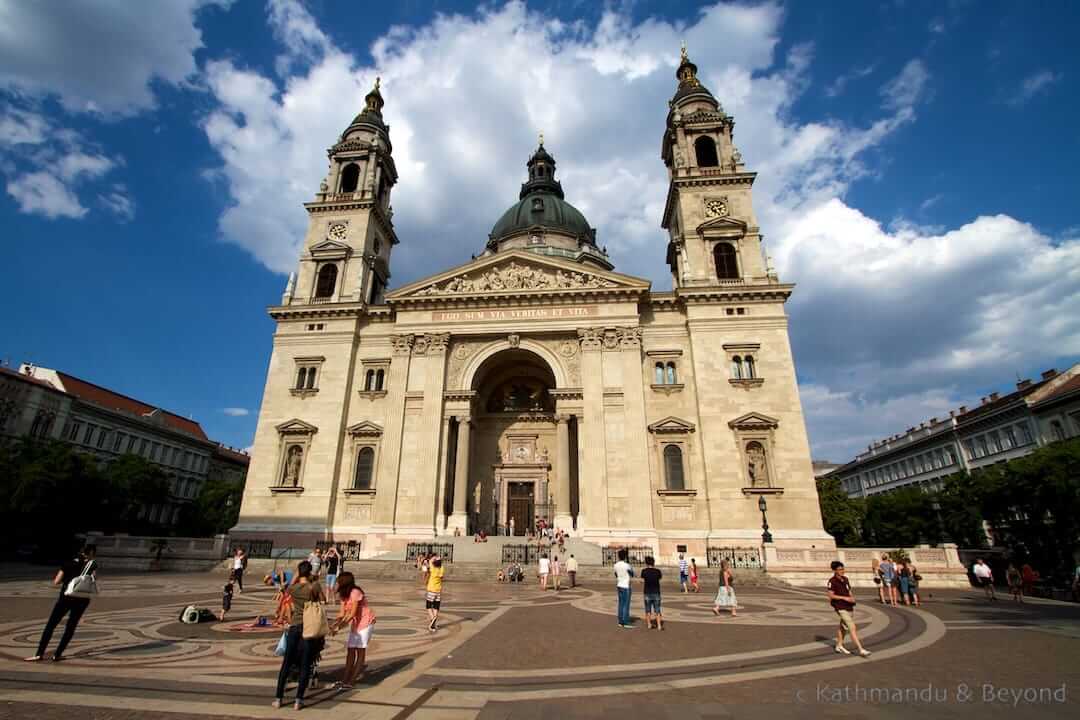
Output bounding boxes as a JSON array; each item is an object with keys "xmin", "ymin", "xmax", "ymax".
[
  {"xmin": 310, "ymin": 239, "xmax": 352, "ymax": 260},
  {"xmin": 276, "ymin": 418, "xmax": 319, "ymax": 436},
  {"xmin": 728, "ymin": 412, "xmax": 778, "ymax": 430},
  {"xmin": 346, "ymin": 421, "xmax": 383, "ymax": 437},
  {"xmin": 648, "ymin": 416, "xmax": 696, "ymax": 434},
  {"xmin": 697, "ymin": 215, "xmax": 747, "ymax": 237}
]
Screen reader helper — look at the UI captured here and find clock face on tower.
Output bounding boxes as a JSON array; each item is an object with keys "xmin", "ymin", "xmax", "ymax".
[
  {"xmin": 328, "ymin": 222, "xmax": 347, "ymax": 241},
  {"xmin": 704, "ymin": 198, "xmax": 729, "ymax": 218}
]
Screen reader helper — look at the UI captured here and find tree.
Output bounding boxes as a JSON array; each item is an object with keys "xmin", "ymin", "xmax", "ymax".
[
  {"xmin": 176, "ymin": 476, "xmax": 243, "ymax": 536},
  {"xmin": 936, "ymin": 471, "xmax": 989, "ymax": 548},
  {"xmin": 816, "ymin": 476, "xmax": 865, "ymax": 546},
  {"xmin": 862, "ymin": 486, "xmax": 938, "ymax": 547}
]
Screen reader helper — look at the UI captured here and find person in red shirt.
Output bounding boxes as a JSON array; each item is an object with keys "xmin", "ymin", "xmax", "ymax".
[{"xmin": 827, "ymin": 561, "xmax": 870, "ymax": 657}]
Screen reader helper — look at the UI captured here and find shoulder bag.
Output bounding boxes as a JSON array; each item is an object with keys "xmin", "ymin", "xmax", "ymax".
[
  {"xmin": 302, "ymin": 598, "xmax": 328, "ymax": 639},
  {"xmin": 65, "ymin": 560, "xmax": 98, "ymax": 598}
]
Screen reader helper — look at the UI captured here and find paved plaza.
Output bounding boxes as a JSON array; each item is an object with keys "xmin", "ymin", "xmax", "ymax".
[{"xmin": 0, "ymin": 567, "xmax": 1078, "ymax": 719}]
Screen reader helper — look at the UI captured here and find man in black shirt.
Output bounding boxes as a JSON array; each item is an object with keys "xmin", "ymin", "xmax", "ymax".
[
  {"xmin": 26, "ymin": 545, "xmax": 97, "ymax": 662},
  {"xmin": 641, "ymin": 556, "xmax": 664, "ymax": 630}
]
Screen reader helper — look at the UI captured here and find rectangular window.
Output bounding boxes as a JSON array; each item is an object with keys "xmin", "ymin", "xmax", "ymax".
[
  {"xmin": 988, "ymin": 430, "xmax": 1002, "ymax": 453},
  {"xmin": 139, "ymin": 439, "xmax": 149, "ymax": 456},
  {"xmin": 963, "ymin": 439, "xmax": 976, "ymax": 460},
  {"xmin": 171, "ymin": 447, "xmax": 180, "ymax": 465},
  {"xmin": 151, "ymin": 442, "xmax": 161, "ymax": 462},
  {"xmin": 1017, "ymin": 423, "xmax": 1033, "ymax": 445},
  {"xmin": 97, "ymin": 429, "xmax": 109, "ymax": 449},
  {"xmin": 127, "ymin": 435, "xmax": 137, "ymax": 452},
  {"xmin": 113, "ymin": 433, "xmax": 124, "ymax": 452},
  {"xmin": 83, "ymin": 424, "xmax": 95, "ymax": 445},
  {"xmin": 67, "ymin": 421, "xmax": 82, "ymax": 441},
  {"xmin": 976, "ymin": 436, "xmax": 989, "ymax": 457},
  {"xmin": 1002, "ymin": 427, "xmax": 1015, "ymax": 449}
]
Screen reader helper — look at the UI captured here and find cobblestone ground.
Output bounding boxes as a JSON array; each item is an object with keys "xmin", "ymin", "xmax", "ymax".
[{"xmin": 0, "ymin": 567, "xmax": 1077, "ymax": 719}]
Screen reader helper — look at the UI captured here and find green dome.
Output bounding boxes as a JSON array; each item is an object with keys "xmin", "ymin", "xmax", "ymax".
[{"xmin": 490, "ymin": 191, "xmax": 593, "ymax": 242}]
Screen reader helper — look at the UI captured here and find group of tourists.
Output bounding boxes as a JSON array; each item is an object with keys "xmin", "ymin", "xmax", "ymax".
[
  {"xmin": 870, "ymin": 552, "xmax": 921, "ymax": 606},
  {"xmin": 606, "ymin": 550, "xmax": 739, "ymax": 630}
]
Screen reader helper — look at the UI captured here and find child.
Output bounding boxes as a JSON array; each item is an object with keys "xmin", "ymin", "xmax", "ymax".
[
  {"xmin": 220, "ymin": 579, "xmax": 234, "ymax": 621},
  {"xmin": 689, "ymin": 559, "xmax": 700, "ymax": 593}
]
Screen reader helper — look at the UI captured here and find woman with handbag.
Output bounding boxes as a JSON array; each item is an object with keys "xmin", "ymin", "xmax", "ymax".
[
  {"xmin": 25, "ymin": 545, "xmax": 98, "ymax": 662},
  {"xmin": 273, "ymin": 560, "xmax": 325, "ymax": 710}
]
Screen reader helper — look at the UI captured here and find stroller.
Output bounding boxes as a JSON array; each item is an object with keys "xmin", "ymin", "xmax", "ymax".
[{"xmin": 286, "ymin": 635, "xmax": 326, "ymax": 689}]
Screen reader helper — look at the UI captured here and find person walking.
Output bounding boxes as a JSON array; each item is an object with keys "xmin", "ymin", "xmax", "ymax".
[
  {"xmin": 712, "ymin": 559, "xmax": 738, "ymax": 618},
  {"xmin": 25, "ymin": 545, "xmax": 97, "ymax": 662},
  {"xmin": 827, "ymin": 561, "xmax": 871, "ymax": 657},
  {"xmin": 613, "ymin": 549, "xmax": 634, "ymax": 628},
  {"xmin": 551, "ymin": 555, "xmax": 562, "ymax": 591},
  {"xmin": 677, "ymin": 553, "xmax": 689, "ymax": 593},
  {"xmin": 324, "ymin": 547, "xmax": 341, "ymax": 594},
  {"xmin": 689, "ymin": 558, "xmax": 700, "ymax": 593},
  {"xmin": 273, "ymin": 560, "xmax": 324, "ymax": 709},
  {"xmin": 973, "ymin": 558, "xmax": 995, "ymax": 601},
  {"xmin": 879, "ymin": 554, "xmax": 898, "ymax": 606},
  {"xmin": 425, "ymin": 556, "xmax": 445, "ymax": 632},
  {"xmin": 220, "ymin": 577, "xmax": 234, "ymax": 621},
  {"xmin": 330, "ymin": 571, "xmax": 375, "ymax": 689},
  {"xmin": 538, "ymin": 554, "xmax": 550, "ymax": 591},
  {"xmin": 231, "ymin": 548, "xmax": 247, "ymax": 593},
  {"xmin": 641, "ymin": 556, "xmax": 664, "ymax": 630},
  {"xmin": 1006, "ymin": 563, "xmax": 1023, "ymax": 603},
  {"xmin": 566, "ymin": 554, "xmax": 578, "ymax": 588}
]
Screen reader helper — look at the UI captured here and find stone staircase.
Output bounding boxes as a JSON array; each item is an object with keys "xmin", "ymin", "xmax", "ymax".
[{"xmin": 369, "ymin": 536, "xmax": 603, "ymax": 565}]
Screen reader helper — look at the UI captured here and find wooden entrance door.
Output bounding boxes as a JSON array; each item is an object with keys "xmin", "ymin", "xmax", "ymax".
[{"xmin": 508, "ymin": 482, "xmax": 534, "ymax": 535}]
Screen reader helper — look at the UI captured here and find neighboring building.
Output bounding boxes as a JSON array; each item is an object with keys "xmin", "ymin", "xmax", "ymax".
[
  {"xmin": 1, "ymin": 364, "xmax": 221, "ymax": 525},
  {"xmin": 234, "ymin": 48, "xmax": 832, "ymax": 558},
  {"xmin": 812, "ymin": 460, "xmax": 840, "ymax": 479},
  {"xmin": 830, "ymin": 364, "xmax": 1080, "ymax": 498},
  {"xmin": 210, "ymin": 443, "xmax": 251, "ymax": 488}
]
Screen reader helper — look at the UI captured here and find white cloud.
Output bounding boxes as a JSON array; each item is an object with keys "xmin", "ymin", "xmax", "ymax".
[
  {"xmin": 99, "ymin": 185, "xmax": 136, "ymax": 221},
  {"xmin": 824, "ymin": 64, "xmax": 876, "ymax": 98},
  {"xmin": 198, "ymin": 1, "xmax": 1079, "ymax": 461},
  {"xmin": 0, "ymin": 106, "xmax": 50, "ymax": 145},
  {"xmin": 0, "ymin": 0, "xmax": 221, "ymax": 116},
  {"xmin": 6, "ymin": 171, "xmax": 86, "ymax": 219},
  {"xmin": 1008, "ymin": 70, "xmax": 1062, "ymax": 106},
  {"xmin": 222, "ymin": 407, "xmax": 250, "ymax": 417}
]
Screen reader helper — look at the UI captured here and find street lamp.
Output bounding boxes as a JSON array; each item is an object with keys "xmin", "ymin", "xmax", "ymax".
[{"xmin": 758, "ymin": 495, "xmax": 773, "ymax": 544}]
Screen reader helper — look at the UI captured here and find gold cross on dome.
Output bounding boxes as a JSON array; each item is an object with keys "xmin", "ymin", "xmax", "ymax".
[{"xmin": 680, "ymin": 40, "xmax": 687, "ymax": 62}]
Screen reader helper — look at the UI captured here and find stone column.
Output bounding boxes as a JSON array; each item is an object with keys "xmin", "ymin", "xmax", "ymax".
[
  {"xmin": 577, "ymin": 328, "xmax": 608, "ymax": 534},
  {"xmin": 618, "ymin": 326, "xmax": 655, "ymax": 531},
  {"xmin": 371, "ymin": 334, "xmax": 414, "ymax": 534},
  {"xmin": 554, "ymin": 414, "xmax": 573, "ymax": 533},
  {"xmin": 448, "ymin": 415, "xmax": 471, "ymax": 533},
  {"xmin": 434, "ymin": 416, "xmax": 452, "ymax": 534}
]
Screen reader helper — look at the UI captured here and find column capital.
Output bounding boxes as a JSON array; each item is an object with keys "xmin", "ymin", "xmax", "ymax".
[
  {"xmin": 555, "ymin": 413, "xmax": 573, "ymax": 424},
  {"xmin": 391, "ymin": 333, "xmax": 415, "ymax": 355},
  {"xmin": 455, "ymin": 414, "xmax": 473, "ymax": 425},
  {"xmin": 577, "ymin": 327, "xmax": 602, "ymax": 351}
]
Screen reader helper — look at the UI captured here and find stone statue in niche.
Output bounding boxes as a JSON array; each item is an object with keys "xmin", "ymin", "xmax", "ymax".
[
  {"xmin": 746, "ymin": 441, "xmax": 769, "ymax": 487},
  {"xmin": 473, "ymin": 482, "xmax": 483, "ymax": 513},
  {"xmin": 283, "ymin": 445, "xmax": 303, "ymax": 487}
]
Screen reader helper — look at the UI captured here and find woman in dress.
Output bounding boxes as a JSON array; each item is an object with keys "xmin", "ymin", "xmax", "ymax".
[
  {"xmin": 871, "ymin": 555, "xmax": 885, "ymax": 603},
  {"xmin": 711, "ymin": 560, "xmax": 738, "ymax": 618},
  {"xmin": 330, "ymin": 571, "xmax": 375, "ymax": 689},
  {"xmin": 689, "ymin": 559, "xmax": 700, "ymax": 593},
  {"xmin": 898, "ymin": 561, "xmax": 912, "ymax": 605},
  {"xmin": 907, "ymin": 563, "xmax": 921, "ymax": 606},
  {"xmin": 25, "ymin": 545, "xmax": 97, "ymax": 662}
]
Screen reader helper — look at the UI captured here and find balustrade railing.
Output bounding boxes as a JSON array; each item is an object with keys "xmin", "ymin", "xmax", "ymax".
[
  {"xmin": 405, "ymin": 542, "xmax": 454, "ymax": 564},
  {"xmin": 707, "ymin": 546, "xmax": 763, "ymax": 569}
]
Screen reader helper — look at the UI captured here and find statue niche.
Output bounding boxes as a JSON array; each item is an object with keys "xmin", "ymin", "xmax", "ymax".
[
  {"xmin": 282, "ymin": 445, "xmax": 304, "ymax": 487},
  {"xmin": 486, "ymin": 377, "xmax": 553, "ymax": 413},
  {"xmin": 746, "ymin": 441, "xmax": 769, "ymax": 488}
]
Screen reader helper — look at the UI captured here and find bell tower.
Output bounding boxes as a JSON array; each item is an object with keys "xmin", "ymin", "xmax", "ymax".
[
  {"xmin": 283, "ymin": 78, "xmax": 398, "ymax": 307},
  {"xmin": 661, "ymin": 46, "xmax": 770, "ymax": 289}
]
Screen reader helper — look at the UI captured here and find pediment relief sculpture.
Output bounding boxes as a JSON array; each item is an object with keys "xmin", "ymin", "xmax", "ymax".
[{"xmin": 416, "ymin": 261, "xmax": 617, "ymax": 296}]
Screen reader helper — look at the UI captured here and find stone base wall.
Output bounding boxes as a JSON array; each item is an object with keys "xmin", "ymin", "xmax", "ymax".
[
  {"xmin": 763, "ymin": 544, "xmax": 972, "ymax": 589},
  {"xmin": 85, "ymin": 532, "xmax": 230, "ymax": 573}
]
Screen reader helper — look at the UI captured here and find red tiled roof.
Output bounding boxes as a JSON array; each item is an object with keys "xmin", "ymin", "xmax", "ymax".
[
  {"xmin": 214, "ymin": 443, "xmax": 251, "ymax": 465},
  {"xmin": 55, "ymin": 371, "xmax": 209, "ymax": 441},
  {"xmin": 957, "ymin": 378, "xmax": 1050, "ymax": 424},
  {"xmin": 1034, "ymin": 374, "xmax": 1080, "ymax": 405}
]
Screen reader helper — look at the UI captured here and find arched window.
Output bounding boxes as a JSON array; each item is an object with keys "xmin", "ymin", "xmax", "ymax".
[
  {"xmin": 365, "ymin": 370, "xmax": 375, "ymax": 391},
  {"xmin": 296, "ymin": 367, "xmax": 308, "ymax": 389},
  {"xmin": 731, "ymin": 356, "xmax": 743, "ymax": 379},
  {"xmin": 315, "ymin": 264, "xmax": 338, "ymax": 298},
  {"xmin": 354, "ymin": 447, "xmax": 375, "ymax": 489},
  {"xmin": 663, "ymin": 445, "xmax": 685, "ymax": 490},
  {"xmin": 305, "ymin": 367, "xmax": 316, "ymax": 389},
  {"xmin": 655, "ymin": 363, "xmax": 665, "ymax": 385},
  {"xmin": 744, "ymin": 356, "xmax": 756, "ymax": 379},
  {"xmin": 375, "ymin": 369, "xmax": 385, "ymax": 391},
  {"xmin": 340, "ymin": 163, "xmax": 360, "ymax": 193},
  {"xmin": 666, "ymin": 362, "xmax": 677, "ymax": 384},
  {"xmin": 694, "ymin": 136, "xmax": 719, "ymax": 167},
  {"xmin": 714, "ymin": 243, "xmax": 738, "ymax": 279}
]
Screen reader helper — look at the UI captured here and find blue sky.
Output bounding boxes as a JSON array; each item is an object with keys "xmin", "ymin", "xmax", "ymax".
[{"xmin": 2, "ymin": 0, "xmax": 1078, "ymax": 460}]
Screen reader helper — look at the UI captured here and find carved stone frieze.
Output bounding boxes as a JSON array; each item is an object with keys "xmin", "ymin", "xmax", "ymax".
[
  {"xmin": 391, "ymin": 334, "xmax": 415, "ymax": 356},
  {"xmin": 507, "ymin": 333, "xmax": 520, "ymax": 348},
  {"xmin": 423, "ymin": 333, "xmax": 450, "ymax": 354},
  {"xmin": 617, "ymin": 326, "xmax": 643, "ymax": 348},
  {"xmin": 417, "ymin": 261, "xmax": 616, "ymax": 296},
  {"xmin": 577, "ymin": 328, "xmax": 603, "ymax": 352},
  {"xmin": 447, "ymin": 340, "xmax": 484, "ymax": 389}
]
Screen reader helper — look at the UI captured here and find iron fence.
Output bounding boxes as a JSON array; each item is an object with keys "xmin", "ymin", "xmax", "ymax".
[
  {"xmin": 501, "ymin": 544, "xmax": 550, "ymax": 565},
  {"xmin": 601, "ymin": 545, "xmax": 652, "ymax": 566},
  {"xmin": 405, "ymin": 543, "xmax": 454, "ymax": 564},
  {"xmin": 315, "ymin": 540, "xmax": 363, "ymax": 561},
  {"xmin": 236, "ymin": 539, "xmax": 274, "ymax": 559},
  {"xmin": 707, "ymin": 546, "xmax": 762, "ymax": 569}
]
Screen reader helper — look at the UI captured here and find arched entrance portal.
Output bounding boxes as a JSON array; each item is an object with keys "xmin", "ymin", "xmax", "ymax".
[{"xmin": 446, "ymin": 348, "xmax": 577, "ymax": 536}]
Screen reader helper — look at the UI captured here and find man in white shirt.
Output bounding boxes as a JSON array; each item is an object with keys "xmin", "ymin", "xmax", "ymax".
[
  {"xmin": 231, "ymin": 549, "xmax": 246, "ymax": 593},
  {"xmin": 538, "ymin": 554, "xmax": 550, "ymax": 590},
  {"xmin": 613, "ymin": 550, "xmax": 634, "ymax": 627},
  {"xmin": 677, "ymin": 553, "xmax": 689, "ymax": 593},
  {"xmin": 973, "ymin": 558, "xmax": 995, "ymax": 601},
  {"xmin": 566, "ymin": 554, "xmax": 579, "ymax": 588}
]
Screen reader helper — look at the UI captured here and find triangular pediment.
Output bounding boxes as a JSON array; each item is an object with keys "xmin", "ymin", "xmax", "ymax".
[
  {"xmin": 276, "ymin": 418, "xmax": 319, "ymax": 435},
  {"xmin": 346, "ymin": 421, "xmax": 383, "ymax": 436},
  {"xmin": 648, "ymin": 416, "xmax": 697, "ymax": 434},
  {"xmin": 309, "ymin": 239, "xmax": 352, "ymax": 258},
  {"xmin": 728, "ymin": 412, "xmax": 779, "ymax": 430},
  {"xmin": 387, "ymin": 250, "xmax": 649, "ymax": 301},
  {"xmin": 697, "ymin": 215, "xmax": 747, "ymax": 236}
]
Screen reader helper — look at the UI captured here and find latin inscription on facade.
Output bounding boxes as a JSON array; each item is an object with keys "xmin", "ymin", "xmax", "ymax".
[{"xmin": 432, "ymin": 307, "xmax": 598, "ymax": 322}]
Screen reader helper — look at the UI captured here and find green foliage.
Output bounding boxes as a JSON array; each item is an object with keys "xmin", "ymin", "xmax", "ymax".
[
  {"xmin": 0, "ymin": 439, "xmax": 172, "ymax": 560},
  {"xmin": 889, "ymin": 547, "xmax": 911, "ymax": 564},
  {"xmin": 816, "ymin": 476, "xmax": 865, "ymax": 546},
  {"xmin": 175, "ymin": 476, "xmax": 242, "ymax": 536},
  {"xmin": 935, "ymin": 471, "xmax": 988, "ymax": 548},
  {"xmin": 861, "ymin": 485, "xmax": 939, "ymax": 548}
]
